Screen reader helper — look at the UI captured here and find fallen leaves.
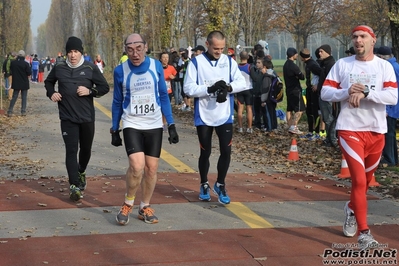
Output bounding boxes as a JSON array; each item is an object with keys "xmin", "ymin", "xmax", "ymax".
[{"xmin": 174, "ymin": 107, "xmax": 399, "ymax": 199}]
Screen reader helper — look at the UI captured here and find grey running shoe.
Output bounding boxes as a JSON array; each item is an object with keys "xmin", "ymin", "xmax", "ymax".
[
  {"xmin": 288, "ymin": 126, "xmax": 303, "ymax": 134},
  {"xmin": 138, "ymin": 206, "xmax": 158, "ymax": 224},
  {"xmin": 358, "ymin": 230, "xmax": 379, "ymax": 250},
  {"xmin": 78, "ymin": 171, "xmax": 87, "ymax": 191},
  {"xmin": 343, "ymin": 201, "xmax": 357, "ymax": 237},
  {"xmin": 237, "ymin": 128, "xmax": 243, "ymax": 133},
  {"xmin": 69, "ymin": 184, "xmax": 82, "ymax": 202},
  {"xmin": 246, "ymin": 128, "xmax": 253, "ymax": 134},
  {"xmin": 116, "ymin": 203, "xmax": 133, "ymax": 225}
]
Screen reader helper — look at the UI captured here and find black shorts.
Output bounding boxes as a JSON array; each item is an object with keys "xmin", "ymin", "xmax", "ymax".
[
  {"xmin": 236, "ymin": 90, "xmax": 253, "ymax": 105},
  {"xmin": 287, "ymin": 90, "xmax": 306, "ymax": 112},
  {"xmin": 123, "ymin": 127, "xmax": 163, "ymax": 157}
]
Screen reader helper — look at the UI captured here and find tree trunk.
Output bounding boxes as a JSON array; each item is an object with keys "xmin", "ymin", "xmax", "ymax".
[{"xmin": 388, "ymin": 0, "xmax": 399, "ymax": 58}]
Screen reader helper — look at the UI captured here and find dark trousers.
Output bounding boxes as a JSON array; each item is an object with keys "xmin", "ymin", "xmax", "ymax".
[
  {"xmin": 61, "ymin": 120, "xmax": 95, "ymax": 186},
  {"xmin": 265, "ymin": 101, "xmax": 277, "ymax": 130},
  {"xmin": 8, "ymin": 89, "xmax": 27, "ymax": 115},
  {"xmin": 253, "ymin": 96, "xmax": 268, "ymax": 129},
  {"xmin": 382, "ymin": 116, "xmax": 398, "ymax": 166},
  {"xmin": 197, "ymin": 124, "xmax": 232, "ymax": 184},
  {"xmin": 305, "ymin": 88, "xmax": 320, "ymax": 133}
]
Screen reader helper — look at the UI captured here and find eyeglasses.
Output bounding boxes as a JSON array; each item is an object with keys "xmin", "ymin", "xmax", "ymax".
[{"xmin": 125, "ymin": 41, "xmax": 146, "ymax": 54}]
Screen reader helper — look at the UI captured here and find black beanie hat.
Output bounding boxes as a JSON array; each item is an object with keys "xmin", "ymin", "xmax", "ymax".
[
  {"xmin": 66, "ymin": 36, "xmax": 83, "ymax": 54},
  {"xmin": 286, "ymin": 47, "xmax": 297, "ymax": 58},
  {"xmin": 319, "ymin": 44, "xmax": 332, "ymax": 55}
]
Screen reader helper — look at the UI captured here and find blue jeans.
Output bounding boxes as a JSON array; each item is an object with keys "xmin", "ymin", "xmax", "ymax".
[
  {"xmin": 4, "ymin": 77, "xmax": 9, "ymax": 90},
  {"xmin": 32, "ymin": 69, "xmax": 38, "ymax": 82},
  {"xmin": 382, "ymin": 116, "xmax": 398, "ymax": 166},
  {"xmin": 8, "ymin": 89, "xmax": 28, "ymax": 115},
  {"xmin": 173, "ymin": 80, "xmax": 182, "ymax": 105}
]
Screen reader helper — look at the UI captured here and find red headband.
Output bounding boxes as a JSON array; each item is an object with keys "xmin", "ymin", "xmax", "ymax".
[{"xmin": 352, "ymin": 26, "xmax": 376, "ymax": 39}]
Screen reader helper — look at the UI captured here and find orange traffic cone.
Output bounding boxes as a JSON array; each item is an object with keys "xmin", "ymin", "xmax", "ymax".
[
  {"xmin": 369, "ymin": 174, "xmax": 380, "ymax": 187},
  {"xmin": 338, "ymin": 154, "xmax": 350, "ymax": 178},
  {"xmin": 287, "ymin": 139, "xmax": 299, "ymax": 161}
]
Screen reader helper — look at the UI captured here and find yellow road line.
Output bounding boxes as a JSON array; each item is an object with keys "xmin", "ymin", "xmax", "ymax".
[
  {"xmin": 94, "ymin": 100, "xmax": 273, "ymax": 227},
  {"xmin": 226, "ymin": 202, "xmax": 274, "ymax": 228},
  {"xmin": 94, "ymin": 100, "xmax": 112, "ymax": 117},
  {"xmin": 160, "ymin": 150, "xmax": 196, "ymax": 173},
  {"xmin": 93, "ymin": 100, "xmax": 195, "ymax": 173}
]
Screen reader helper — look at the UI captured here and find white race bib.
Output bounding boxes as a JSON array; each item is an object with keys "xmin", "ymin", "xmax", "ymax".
[{"xmin": 130, "ymin": 93, "xmax": 155, "ymax": 116}]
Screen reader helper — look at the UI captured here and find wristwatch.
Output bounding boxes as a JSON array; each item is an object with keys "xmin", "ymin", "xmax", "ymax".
[{"xmin": 362, "ymin": 87, "xmax": 369, "ymax": 98}]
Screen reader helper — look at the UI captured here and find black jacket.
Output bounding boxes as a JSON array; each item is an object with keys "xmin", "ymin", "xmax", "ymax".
[
  {"xmin": 44, "ymin": 60, "xmax": 110, "ymax": 123},
  {"xmin": 317, "ymin": 55, "xmax": 335, "ymax": 93},
  {"xmin": 10, "ymin": 56, "xmax": 31, "ymax": 90},
  {"xmin": 304, "ymin": 58, "xmax": 322, "ymax": 89},
  {"xmin": 283, "ymin": 59, "xmax": 304, "ymax": 96}
]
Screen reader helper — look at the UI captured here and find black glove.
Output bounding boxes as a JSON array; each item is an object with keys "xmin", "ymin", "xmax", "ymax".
[
  {"xmin": 168, "ymin": 124, "xmax": 179, "ymax": 144},
  {"xmin": 207, "ymin": 80, "xmax": 226, "ymax": 94},
  {"xmin": 111, "ymin": 129, "xmax": 122, "ymax": 146},
  {"xmin": 216, "ymin": 87, "xmax": 228, "ymax": 103}
]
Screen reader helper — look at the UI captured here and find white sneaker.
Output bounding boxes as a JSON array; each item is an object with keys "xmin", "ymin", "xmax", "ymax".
[
  {"xmin": 343, "ymin": 201, "xmax": 357, "ymax": 237},
  {"xmin": 237, "ymin": 128, "xmax": 243, "ymax": 133},
  {"xmin": 288, "ymin": 126, "xmax": 303, "ymax": 134},
  {"xmin": 246, "ymin": 128, "xmax": 253, "ymax": 134},
  {"xmin": 358, "ymin": 230, "xmax": 379, "ymax": 250}
]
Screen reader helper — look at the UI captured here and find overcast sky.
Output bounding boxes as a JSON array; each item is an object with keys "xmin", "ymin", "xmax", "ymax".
[{"xmin": 31, "ymin": 0, "xmax": 51, "ymax": 36}]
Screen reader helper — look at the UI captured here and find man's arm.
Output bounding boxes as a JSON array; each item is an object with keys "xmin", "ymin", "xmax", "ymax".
[
  {"xmin": 111, "ymin": 66, "xmax": 124, "ymax": 132},
  {"xmin": 306, "ymin": 60, "xmax": 322, "ymax": 76},
  {"xmin": 91, "ymin": 66, "xmax": 110, "ymax": 97},
  {"xmin": 183, "ymin": 58, "xmax": 209, "ymax": 98},
  {"xmin": 44, "ymin": 66, "xmax": 57, "ymax": 98}
]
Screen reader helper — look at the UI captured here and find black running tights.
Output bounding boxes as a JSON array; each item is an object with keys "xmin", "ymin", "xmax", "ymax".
[
  {"xmin": 60, "ymin": 120, "xmax": 95, "ymax": 185},
  {"xmin": 196, "ymin": 124, "xmax": 232, "ymax": 184}
]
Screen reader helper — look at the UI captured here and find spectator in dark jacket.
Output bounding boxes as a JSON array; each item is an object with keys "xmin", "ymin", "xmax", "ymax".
[
  {"xmin": 283, "ymin": 47, "xmax": 305, "ymax": 134},
  {"xmin": 44, "ymin": 36, "xmax": 110, "ymax": 202},
  {"xmin": 317, "ymin": 44, "xmax": 337, "ymax": 147},
  {"xmin": 7, "ymin": 50, "xmax": 31, "ymax": 117},
  {"xmin": 300, "ymin": 48, "xmax": 322, "ymax": 139}
]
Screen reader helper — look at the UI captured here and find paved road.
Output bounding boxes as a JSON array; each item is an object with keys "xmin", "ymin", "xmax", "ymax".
[{"xmin": 0, "ymin": 82, "xmax": 398, "ymax": 266}]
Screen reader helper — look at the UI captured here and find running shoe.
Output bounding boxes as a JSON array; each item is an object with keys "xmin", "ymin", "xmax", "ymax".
[
  {"xmin": 78, "ymin": 171, "xmax": 87, "ymax": 191},
  {"xmin": 308, "ymin": 134, "xmax": 320, "ymax": 141},
  {"xmin": 288, "ymin": 126, "xmax": 303, "ymax": 134},
  {"xmin": 319, "ymin": 131, "xmax": 327, "ymax": 138},
  {"xmin": 213, "ymin": 183, "xmax": 231, "ymax": 204},
  {"xmin": 69, "ymin": 184, "xmax": 82, "ymax": 202},
  {"xmin": 116, "ymin": 203, "xmax": 133, "ymax": 225},
  {"xmin": 138, "ymin": 205, "xmax": 159, "ymax": 224},
  {"xmin": 343, "ymin": 201, "xmax": 357, "ymax": 237},
  {"xmin": 246, "ymin": 128, "xmax": 253, "ymax": 134},
  {"xmin": 237, "ymin": 128, "xmax": 243, "ymax": 133},
  {"xmin": 300, "ymin": 132, "xmax": 314, "ymax": 139},
  {"xmin": 358, "ymin": 230, "xmax": 379, "ymax": 250},
  {"xmin": 199, "ymin": 182, "xmax": 211, "ymax": 201}
]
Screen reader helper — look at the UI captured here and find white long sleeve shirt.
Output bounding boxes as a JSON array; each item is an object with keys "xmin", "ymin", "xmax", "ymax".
[
  {"xmin": 321, "ymin": 55, "xmax": 398, "ymax": 133},
  {"xmin": 183, "ymin": 53, "xmax": 247, "ymax": 126}
]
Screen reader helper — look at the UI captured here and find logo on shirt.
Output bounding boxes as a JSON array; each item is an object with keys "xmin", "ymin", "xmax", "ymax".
[
  {"xmin": 349, "ymin": 135, "xmax": 359, "ymax": 142},
  {"xmin": 80, "ymin": 72, "xmax": 85, "ymax": 76}
]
